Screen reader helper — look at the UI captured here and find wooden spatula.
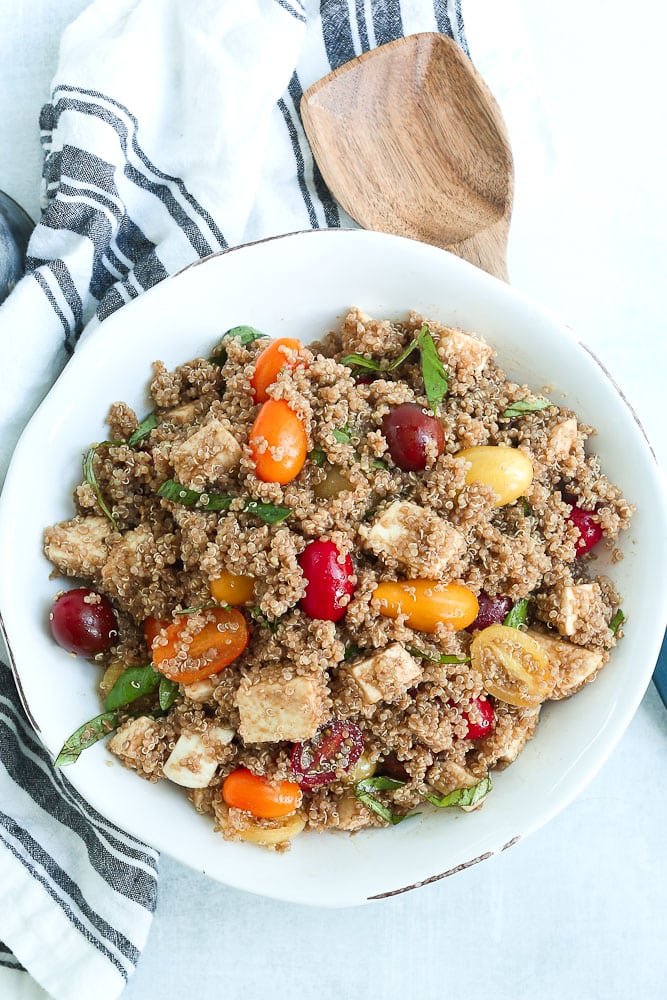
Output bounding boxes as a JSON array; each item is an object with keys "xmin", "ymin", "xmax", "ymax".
[{"xmin": 301, "ymin": 33, "xmax": 514, "ymax": 281}]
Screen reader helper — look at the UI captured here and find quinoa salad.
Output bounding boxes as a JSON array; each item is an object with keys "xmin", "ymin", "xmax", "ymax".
[{"xmin": 44, "ymin": 309, "xmax": 633, "ymax": 850}]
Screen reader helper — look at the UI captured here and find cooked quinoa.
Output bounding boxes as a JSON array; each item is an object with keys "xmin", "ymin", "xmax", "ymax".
[{"xmin": 44, "ymin": 308, "xmax": 632, "ymax": 850}]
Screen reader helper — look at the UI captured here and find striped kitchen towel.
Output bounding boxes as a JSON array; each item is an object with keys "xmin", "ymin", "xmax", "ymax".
[{"xmin": 0, "ymin": 2, "xmax": 468, "ymax": 998}]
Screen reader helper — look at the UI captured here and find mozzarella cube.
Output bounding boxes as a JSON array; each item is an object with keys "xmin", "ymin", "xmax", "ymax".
[
  {"xmin": 44, "ymin": 515, "xmax": 111, "ymax": 578},
  {"xmin": 171, "ymin": 418, "xmax": 242, "ymax": 485},
  {"xmin": 236, "ymin": 675, "xmax": 327, "ymax": 743},
  {"xmin": 348, "ymin": 643, "xmax": 421, "ymax": 705},
  {"xmin": 553, "ymin": 583, "xmax": 599, "ymax": 637},
  {"xmin": 438, "ymin": 328, "xmax": 493, "ymax": 378},
  {"xmin": 358, "ymin": 501, "xmax": 464, "ymax": 577},
  {"xmin": 162, "ymin": 727, "xmax": 233, "ymax": 789},
  {"xmin": 546, "ymin": 417, "xmax": 578, "ymax": 461}
]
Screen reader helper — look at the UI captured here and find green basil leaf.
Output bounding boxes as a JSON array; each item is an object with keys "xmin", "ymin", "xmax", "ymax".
[
  {"xmin": 104, "ymin": 664, "xmax": 160, "ymax": 712},
  {"xmin": 82, "ymin": 442, "xmax": 122, "ymax": 531},
  {"xmin": 159, "ymin": 676, "xmax": 179, "ymax": 711},
  {"xmin": 416, "ymin": 326, "xmax": 449, "ymax": 415},
  {"xmin": 55, "ymin": 710, "xmax": 123, "ymax": 766},
  {"xmin": 309, "ymin": 448, "xmax": 327, "ymax": 467},
  {"xmin": 343, "ymin": 643, "xmax": 362, "ymax": 661},
  {"xmin": 503, "ymin": 598, "xmax": 529, "ymax": 629},
  {"xmin": 370, "ymin": 457, "xmax": 389, "ymax": 470},
  {"xmin": 341, "ymin": 335, "xmax": 419, "ymax": 374},
  {"xmin": 332, "ymin": 428, "xmax": 352, "ymax": 444},
  {"xmin": 425, "ymin": 775, "xmax": 492, "ymax": 809},
  {"xmin": 127, "ymin": 413, "xmax": 158, "ymax": 446},
  {"xmin": 406, "ymin": 645, "xmax": 470, "ymax": 665},
  {"xmin": 209, "ymin": 325, "xmax": 266, "ymax": 364},
  {"xmin": 173, "ymin": 601, "xmax": 217, "ymax": 616},
  {"xmin": 354, "ymin": 776, "xmax": 412, "ymax": 825},
  {"xmin": 157, "ymin": 480, "xmax": 291, "ymax": 524},
  {"xmin": 502, "ymin": 398, "xmax": 552, "ymax": 418},
  {"xmin": 609, "ymin": 608, "xmax": 625, "ymax": 635},
  {"xmin": 249, "ymin": 606, "xmax": 281, "ymax": 632},
  {"xmin": 520, "ymin": 497, "xmax": 533, "ymax": 517}
]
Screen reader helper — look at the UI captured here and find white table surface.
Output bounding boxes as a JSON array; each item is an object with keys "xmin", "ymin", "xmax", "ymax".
[{"xmin": 1, "ymin": 1, "xmax": 666, "ymax": 998}]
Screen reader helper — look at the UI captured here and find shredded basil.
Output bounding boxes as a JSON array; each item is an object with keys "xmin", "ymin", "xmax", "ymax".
[
  {"xmin": 54, "ymin": 710, "xmax": 124, "ymax": 766},
  {"xmin": 249, "ymin": 606, "xmax": 281, "ymax": 632},
  {"xmin": 354, "ymin": 776, "xmax": 412, "ymax": 825},
  {"xmin": 159, "ymin": 676, "xmax": 179, "ymax": 711},
  {"xmin": 425, "ymin": 775, "xmax": 492, "ymax": 809},
  {"xmin": 157, "ymin": 479, "xmax": 291, "ymax": 524},
  {"xmin": 406, "ymin": 646, "xmax": 470, "ymax": 665},
  {"xmin": 309, "ymin": 448, "xmax": 327, "ymax": 467},
  {"xmin": 520, "ymin": 497, "xmax": 533, "ymax": 517},
  {"xmin": 502, "ymin": 398, "xmax": 552, "ymax": 418},
  {"xmin": 332, "ymin": 427, "xmax": 353, "ymax": 444},
  {"xmin": 503, "ymin": 598, "xmax": 529, "ymax": 629},
  {"xmin": 104, "ymin": 664, "xmax": 160, "ymax": 712},
  {"xmin": 343, "ymin": 643, "xmax": 362, "ymax": 661},
  {"xmin": 173, "ymin": 601, "xmax": 217, "ymax": 616},
  {"xmin": 416, "ymin": 326, "xmax": 449, "ymax": 415},
  {"xmin": 370, "ymin": 457, "xmax": 390, "ymax": 471},
  {"xmin": 342, "ymin": 325, "xmax": 448, "ymax": 415},
  {"xmin": 127, "ymin": 412, "xmax": 158, "ymax": 446},
  {"xmin": 209, "ymin": 325, "xmax": 266, "ymax": 364},
  {"xmin": 82, "ymin": 442, "xmax": 121, "ymax": 531},
  {"xmin": 609, "ymin": 608, "xmax": 625, "ymax": 635}
]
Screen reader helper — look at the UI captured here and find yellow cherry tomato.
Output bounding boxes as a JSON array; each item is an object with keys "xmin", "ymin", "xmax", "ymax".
[
  {"xmin": 211, "ymin": 570, "xmax": 255, "ymax": 606},
  {"xmin": 456, "ymin": 446, "xmax": 533, "ymax": 507},
  {"xmin": 470, "ymin": 624, "xmax": 555, "ymax": 707},
  {"xmin": 372, "ymin": 580, "xmax": 479, "ymax": 633},
  {"xmin": 237, "ymin": 810, "xmax": 307, "ymax": 846}
]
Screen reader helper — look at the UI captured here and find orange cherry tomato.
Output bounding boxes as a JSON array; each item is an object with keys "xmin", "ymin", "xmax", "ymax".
[
  {"xmin": 249, "ymin": 398, "xmax": 307, "ymax": 485},
  {"xmin": 143, "ymin": 615, "xmax": 165, "ymax": 649},
  {"xmin": 372, "ymin": 580, "xmax": 479, "ymax": 633},
  {"xmin": 210, "ymin": 570, "xmax": 255, "ymax": 606},
  {"xmin": 251, "ymin": 337, "xmax": 305, "ymax": 404},
  {"xmin": 222, "ymin": 768, "xmax": 302, "ymax": 819},
  {"xmin": 151, "ymin": 607, "xmax": 249, "ymax": 684}
]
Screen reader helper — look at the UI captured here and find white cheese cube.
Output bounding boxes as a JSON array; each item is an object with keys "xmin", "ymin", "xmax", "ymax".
[
  {"xmin": 546, "ymin": 417, "xmax": 578, "ymax": 461},
  {"xmin": 236, "ymin": 675, "xmax": 327, "ymax": 743},
  {"xmin": 171, "ymin": 418, "xmax": 242, "ymax": 485},
  {"xmin": 527, "ymin": 628, "xmax": 604, "ymax": 699},
  {"xmin": 162, "ymin": 727, "xmax": 233, "ymax": 789},
  {"xmin": 358, "ymin": 501, "xmax": 464, "ymax": 578},
  {"xmin": 554, "ymin": 583, "xmax": 599, "ymax": 637},
  {"xmin": 44, "ymin": 516, "xmax": 111, "ymax": 577},
  {"xmin": 348, "ymin": 643, "xmax": 421, "ymax": 705}
]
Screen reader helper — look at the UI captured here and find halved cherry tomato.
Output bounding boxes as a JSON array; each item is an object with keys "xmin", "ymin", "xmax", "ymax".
[
  {"xmin": 222, "ymin": 768, "xmax": 302, "ymax": 818},
  {"xmin": 372, "ymin": 580, "xmax": 479, "ymax": 633},
  {"xmin": 210, "ymin": 570, "xmax": 255, "ymax": 606},
  {"xmin": 449, "ymin": 696, "xmax": 495, "ymax": 739},
  {"xmin": 251, "ymin": 337, "xmax": 305, "ymax": 404},
  {"xmin": 291, "ymin": 718, "xmax": 364, "ymax": 789},
  {"xmin": 150, "ymin": 607, "xmax": 249, "ymax": 684},
  {"xmin": 249, "ymin": 398, "xmax": 308, "ymax": 485},
  {"xmin": 470, "ymin": 624, "xmax": 555, "ymax": 707},
  {"xmin": 143, "ymin": 615, "xmax": 164, "ymax": 649}
]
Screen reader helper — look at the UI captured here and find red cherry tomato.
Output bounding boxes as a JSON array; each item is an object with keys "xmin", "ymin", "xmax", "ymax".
[
  {"xmin": 468, "ymin": 592, "xmax": 513, "ymax": 632},
  {"xmin": 381, "ymin": 402, "xmax": 445, "ymax": 471},
  {"xmin": 49, "ymin": 588, "xmax": 117, "ymax": 657},
  {"xmin": 298, "ymin": 540, "xmax": 354, "ymax": 621},
  {"xmin": 449, "ymin": 696, "xmax": 496, "ymax": 739},
  {"xmin": 568, "ymin": 505, "xmax": 603, "ymax": 555},
  {"xmin": 291, "ymin": 719, "xmax": 364, "ymax": 789}
]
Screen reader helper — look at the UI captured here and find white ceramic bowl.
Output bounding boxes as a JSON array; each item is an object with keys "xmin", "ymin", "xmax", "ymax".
[{"xmin": 1, "ymin": 229, "xmax": 666, "ymax": 906}]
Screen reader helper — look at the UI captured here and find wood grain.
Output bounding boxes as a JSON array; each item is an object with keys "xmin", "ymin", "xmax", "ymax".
[{"xmin": 301, "ymin": 33, "xmax": 514, "ymax": 281}]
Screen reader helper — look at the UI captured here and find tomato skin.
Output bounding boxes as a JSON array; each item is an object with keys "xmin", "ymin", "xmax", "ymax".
[
  {"xmin": 470, "ymin": 624, "xmax": 555, "ymax": 707},
  {"xmin": 298, "ymin": 541, "xmax": 354, "ymax": 622},
  {"xmin": 568, "ymin": 505, "xmax": 603, "ymax": 555},
  {"xmin": 150, "ymin": 607, "xmax": 249, "ymax": 684},
  {"xmin": 249, "ymin": 399, "xmax": 308, "ymax": 484},
  {"xmin": 210, "ymin": 570, "xmax": 255, "ymax": 606},
  {"xmin": 222, "ymin": 768, "xmax": 302, "ymax": 818},
  {"xmin": 49, "ymin": 588, "xmax": 117, "ymax": 657},
  {"xmin": 372, "ymin": 580, "xmax": 479, "ymax": 633},
  {"xmin": 456, "ymin": 446, "xmax": 533, "ymax": 507},
  {"xmin": 291, "ymin": 719, "xmax": 364, "ymax": 789},
  {"xmin": 251, "ymin": 337, "xmax": 304, "ymax": 404},
  {"xmin": 468, "ymin": 592, "xmax": 512, "ymax": 632},
  {"xmin": 381, "ymin": 403, "xmax": 445, "ymax": 471},
  {"xmin": 449, "ymin": 696, "xmax": 495, "ymax": 739}
]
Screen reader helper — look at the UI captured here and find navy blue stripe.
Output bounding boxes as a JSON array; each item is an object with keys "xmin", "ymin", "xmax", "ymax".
[
  {"xmin": 97, "ymin": 287, "xmax": 128, "ymax": 321},
  {"xmin": 454, "ymin": 0, "xmax": 470, "ymax": 56},
  {"xmin": 54, "ymin": 85, "xmax": 227, "ymax": 250},
  {"xmin": 32, "ymin": 272, "xmax": 73, "ymax": 353},
  {"xmin": 433, "ymin": 0, "xmax": 453, "ymax": 37},
  {"xmin": 287, "ymin": 73, "xmax": 341, "ymax": 228},
  {"xmin": 275, "ymin": 0, "xmax": 306, "ymax": 22},
  {"xmin": 0, "ymin": 667, "xmax": 159, "ymax": 875},
  {"xmin": 320, "ymin": 0, "xmax": 356, "ymax": 68},
  {"xmin": 355, "ymin": 0, "xmax": 370, "ymax": 51},
  {"xmin": 0, "ymin": 712, "xmax": 158, "ymax": 909},
  {"xmin": 277, "ymin": 98, "xmax": 319, "ymax": 229},
  {"xmin": 0, "ymin": 955, "xmax": 25, "ymax": 971},
  {"xmin": 0, "ymin": 821, "xmax": 134, "ymax": 977},
  {"xmin": 371, "ymin": 0, "xmax": 404, "ymax": 45}
]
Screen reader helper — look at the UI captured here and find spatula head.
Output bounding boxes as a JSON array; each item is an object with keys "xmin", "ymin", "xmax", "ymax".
[{"xmin": 301, "ymin": 33, "xmax": 514, "ymax": 279}]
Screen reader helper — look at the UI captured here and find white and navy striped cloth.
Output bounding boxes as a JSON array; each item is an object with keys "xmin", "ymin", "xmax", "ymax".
[{"xmin": 0, "ymin": 2, "xmax": 468, "ymax": 997}]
